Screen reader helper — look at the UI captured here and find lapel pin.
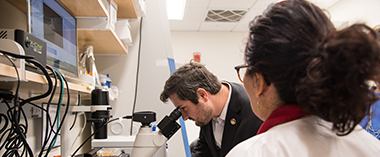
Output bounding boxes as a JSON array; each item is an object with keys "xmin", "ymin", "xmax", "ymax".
[{"xmin": 230, "ymin": 118, "xmax": 236, "ymax": 125}]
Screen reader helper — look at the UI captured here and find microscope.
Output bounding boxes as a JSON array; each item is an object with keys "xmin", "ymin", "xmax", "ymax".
[
  {"xmin": 131, "ymin": 109, "xmax": 181, "ymax": 157},
  {"xmin": 86, "ymin": 88, "xmax": 181, "ymax": 157}
]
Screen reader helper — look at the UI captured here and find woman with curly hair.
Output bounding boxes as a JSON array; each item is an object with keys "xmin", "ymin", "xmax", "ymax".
[{"xmin": 228, "ymin": 0, "xmax": 380, "ymax": 156}]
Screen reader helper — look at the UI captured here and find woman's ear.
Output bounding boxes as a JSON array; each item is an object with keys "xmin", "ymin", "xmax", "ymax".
[{"xmin": 255, "ymin": 73, "xmax": 268, "ymax": 98}]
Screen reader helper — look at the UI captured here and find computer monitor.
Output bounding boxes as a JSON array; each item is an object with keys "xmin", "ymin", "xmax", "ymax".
[{"xmin": 30, "ymin": 0, "xmax": 78, "ymax": 77}]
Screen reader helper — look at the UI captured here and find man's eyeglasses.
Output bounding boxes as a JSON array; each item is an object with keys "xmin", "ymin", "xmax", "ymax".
[{"xmin": 234, "ymin": 65, "xmax": 249, "ymax": 83}]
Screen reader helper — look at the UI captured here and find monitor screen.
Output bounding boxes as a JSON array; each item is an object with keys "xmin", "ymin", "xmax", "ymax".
[{"xmin": 30, "ymin": 0, "xmax": 78, "ymax": 77}]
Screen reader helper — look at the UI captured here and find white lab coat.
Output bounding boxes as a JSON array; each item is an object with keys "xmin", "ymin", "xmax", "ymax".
[{"xmin": 226, "ymin": 115, "xmax": 380, "ymax": 157}]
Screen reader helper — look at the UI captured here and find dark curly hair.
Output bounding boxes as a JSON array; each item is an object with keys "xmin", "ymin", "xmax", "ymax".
[
  {"xmin": 160, "ymin": 62, "xmax": 221, "ymax": 104},
  {"xmin": 245, "ymin": 0, "xmax": 380, "ymax": 135}
]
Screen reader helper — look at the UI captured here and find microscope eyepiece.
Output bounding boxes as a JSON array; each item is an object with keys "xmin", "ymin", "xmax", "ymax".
[
  {"xmin": 168, "ymin": 109, "xmax": 181, "ymax": 121},
  {"xmin": 157, "ymin": 108, "xmax": 181, "ymax": 140}
]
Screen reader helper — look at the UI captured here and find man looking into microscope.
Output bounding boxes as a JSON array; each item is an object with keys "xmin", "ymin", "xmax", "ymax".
[{"xmin": 160, "ymin": 62, "xmax": 263, "ymax": 157}]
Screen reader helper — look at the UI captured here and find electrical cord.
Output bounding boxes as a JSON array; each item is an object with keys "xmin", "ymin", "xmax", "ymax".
[
  {"xmin": 71, "ymin": 117, "xmax": 119, "ymax": 156},
  {"xmin": 21, "ymin": 59, "xmax": 53, "ymax": 106},
  {"xmin": 46, "ymin": 69, "xmax": 65, "ymax": 154},
  {"xmin": 0, "ymin": 50, "xmax": 35, "ymax": 60},
  {"xmin": 18, "ymin": 59, "xmax": 54, "ymax": 149},
  {"xmin": 70, "ymin": 112, "xmax": 86, "ymax": 152},
  {"xmin": 0, "ymin": 50, "xmax": 62, "ymax": 156},
  {"xmin": 70, "ymin": 94, "xmax": 81, "ymax": 130},
  {"xmin": 2, "ymin": 56, "xmax": 55, "ymax": 157},
  {"xmin": 39, "ymin": 66, "xmax": 58, "ymax": 157},
  {"xmin": 45, "ymin": 70, "xmax": 70, "ymax": 156},
  {"xmin": 0, "ymin": 113, "xmax": 8, "ymax": 134},
  {"xmin": 18, "ymin": 99, "xmax": 61, "ymax": 137},
  {"xmin": 1, "ymin": 99, "xmax": 29, "ymax": 156},
  {"xmin": 18, "ymin": 99, "xmax": 60, "ymax": 138},
  {"xmin": 41, "ymin": 71, "xmax": 63, "ymax": 155},
  {"xmin": 72, "ymin": 116, "xmax": 133, "ymax": 156},
  {"xmin": 0, "ymin": 50, "xmax": 60, "ymax": 157},
  {"xmin": 130, "ymin": 16, "xmax": 143, "ymax": 136},
  {"xmin": 2, "ymin": 53, "xmax": 20, "ymax": 102},
  {"xmin": 1, "ymin": 53, "xmax": 33, "ymax": 157}
]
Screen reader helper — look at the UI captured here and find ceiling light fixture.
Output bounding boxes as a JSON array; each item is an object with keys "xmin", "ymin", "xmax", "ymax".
[{"xmin": 165, "ymin": 0, "xmax": 187, "ymax": 20}]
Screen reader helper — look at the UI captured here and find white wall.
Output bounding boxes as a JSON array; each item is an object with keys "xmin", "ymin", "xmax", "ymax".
[
  {"xmin": 329, "ymin": 0, "xmax": 380, "ymax": 28},
  {"xmin": 171, "ymin": 31, "xmax": 248, "ymax": 83}
]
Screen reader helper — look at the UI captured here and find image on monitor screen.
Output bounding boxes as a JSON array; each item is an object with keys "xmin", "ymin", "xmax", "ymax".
[{"xmin": 30, "ymin": 0, "xmax": 78, "ymax": 77}]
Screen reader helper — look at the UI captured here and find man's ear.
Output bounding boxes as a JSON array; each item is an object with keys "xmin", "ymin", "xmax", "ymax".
[
  {"xmin": 255, "ymin": 73, "xmax": 268, "ymax": 98},
  {"xmin": 197, "ymin": 88, "xmax": 209, "ymax": 101}
]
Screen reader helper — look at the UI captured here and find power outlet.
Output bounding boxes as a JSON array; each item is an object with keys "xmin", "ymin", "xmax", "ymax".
[
  {"xmin": 19, "ymin": 105, "xmax": 42, "ymax": 118},
  {"xmin": 30, "ymin": 106, "xmax": 42, "ymax": 118}
]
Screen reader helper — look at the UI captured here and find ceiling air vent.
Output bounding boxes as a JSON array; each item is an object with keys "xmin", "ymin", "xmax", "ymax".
[{"xmin": 205, "ymin": 9, "xmax": 247, "ymax": 22}]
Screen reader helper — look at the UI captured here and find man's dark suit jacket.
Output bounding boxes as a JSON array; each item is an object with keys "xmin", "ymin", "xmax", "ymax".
[{"xmin": 191, "ymin": 82, "xmax": 263, "ymax": 157}]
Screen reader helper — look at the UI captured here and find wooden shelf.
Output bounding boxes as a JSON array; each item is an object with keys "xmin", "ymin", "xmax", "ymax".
[
  {"xmin": 57, "ymin": 0, "xmax": 138, "ymax": 19},
  {"xmin": 57, "ymin": 0, "xmax": 108, "ymax": 17},
  {"xmin": 114, "ymin": 0, "xmax": 138, "ymax": 19},
  {"xmin": 8, "ymin": 0, "xmax": 138, "ymax": 18},
  {"xmin": 58, "ymin": 0, "xmax": 133, "ymax": 55},
  {"xmin": 5, "ymin": 0, "xmax": 26, "ymax": 13},
  {"xmin": 77, "ymin": 27, "xmax": 128, "ymax": 55},
  {"xmin": 0, "ymin": 63, "xmax": 92, "ymax": 95}
]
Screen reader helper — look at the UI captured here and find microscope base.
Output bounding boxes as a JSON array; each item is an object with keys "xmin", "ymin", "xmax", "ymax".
[{"xmin": 91, "ymin": 135, "xmax": 167, "ymax": 157}]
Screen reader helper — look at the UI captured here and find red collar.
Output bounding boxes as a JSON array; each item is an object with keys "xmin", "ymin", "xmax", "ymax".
[{"xmin": 257, "ymin": 104, "xmax": 308, "ymax": 135}]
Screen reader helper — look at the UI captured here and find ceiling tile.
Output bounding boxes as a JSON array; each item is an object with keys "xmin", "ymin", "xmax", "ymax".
[
  {"xmin": 169, "ymin": 20, "xmax": 202, "ymax": 31},
  {"xmin": 184, "ymin": 7, "xmax": 208, "ymax": 21},
  {"xmin": 209, "ymin": 0, "xmax": 257, "ymax": 9},
  {"xmin": 232, "ymin": 19, "xmax": 251, "ymax": 32},
  {"xmin": 199, "ymin": 22, "xmax": 237, "ymax": 31},
  {"xmin": 169, "ymin": 0, "xmax": 347, "ymax": 32},
  {"xmin": 251, "ymin": 0, "xmax": 277, "ymax": 10},
  {"xmin": 187, "ymin": 0, "xmax": 211, "ymax": 7}
]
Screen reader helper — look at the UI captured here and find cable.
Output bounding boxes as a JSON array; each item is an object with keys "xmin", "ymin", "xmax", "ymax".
[
  {"xmin": 69, "ymin": 94, "xmax": 81, "ymax": 130},
  {"xmin": 38, "ymin": 68, "xmax": 65, "ymax": 157},
  {"xmin": 0, "ymin": 113, "xmax": 8, "ymax": 134},
  {"xmin": 1, "ymin": 99, "xmax": 28, "ymax": 156},
  {"xmin": 43, "ymin": 70, "xmax": 64, "ymax": 155},
  {"xmin": 19, "ymin": 98, "xmax": 60, "ymax": 137},
  {"xmin": 21, "ymin": 59, "xmax": 53, "ymax": 105},
  {"xmin": 72, "ymin": 117, "xmax": 119, "ymax": 156},
  {"xmin": 18, "ymin": 99, "xmax": 58, "ymax": 136},
  {"xmin": 22, "ymin": 59, "xmax": 54, "ymax": 156},
  {"xmin": 1, "ymin": 53, "xmax": 33, "ymax": 157},
  {"xmin": 0, "ymin": 51, "xmax": 56, "ymax": 157},
  {"xmin": 130, "ymin": 17, "xmax": 143, "ymax": 136},
  {"xmin": 47, "ymin": 69, "xmax": 64, "ymax": 153},
  {"xmin": 45, "ymin": 70, "xmax": 70, "ymax": 156},
  {"xmin": 39, "ymin": 67, "xmax": 58, "ymax": 157},
  {"xmin": 19, "ymin": 60, "xmax": 54, "ymax": 148},
  {"xmin": 2, "ymin": 53, "xmax": 20, "ymax": 101},
  {"xmin": 0, "ymin": 50, "xmax": 35, "ymax": 59},
  {"xmin": 70, "ymin": 112, "xmax": 86, "ymax": 152}
]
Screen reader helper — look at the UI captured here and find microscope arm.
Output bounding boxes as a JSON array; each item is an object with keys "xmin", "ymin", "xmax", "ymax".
[
  {"xmin": 131, "ymin": 109, "xmax": 181, "ymax": 157},
  {"xmin": 131, "ymin": 126, "xmax": 168, "ymax": 157}
]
